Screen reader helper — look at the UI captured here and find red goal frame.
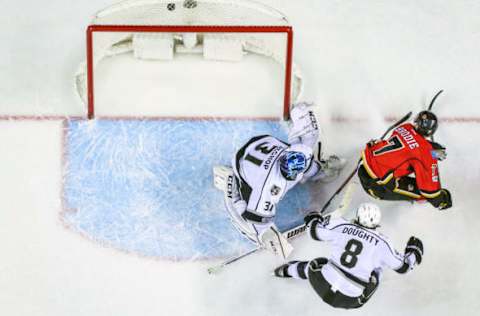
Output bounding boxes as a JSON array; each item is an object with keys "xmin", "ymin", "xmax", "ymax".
[{"xmin": 85, "ymin": 24, "xmax": 294, "ymax": 120}]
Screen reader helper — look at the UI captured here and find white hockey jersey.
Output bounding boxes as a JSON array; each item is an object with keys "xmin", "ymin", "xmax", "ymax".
[
  {"xmin": 312, "ymin": 217, "xmax": 409, "ymax": 297},
  {"xmin": 232, "ymin": 135, "xmax": 314, "ymax": 222}
]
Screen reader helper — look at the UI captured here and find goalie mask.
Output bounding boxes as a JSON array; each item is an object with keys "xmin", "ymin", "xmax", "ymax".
[
  {"xmin": 279, "ymin": 151, "xmax": 307, "ymax": 181},
  {"xmin": 414, "ymin": 111, "xmax": 438, "ymax": 137},
  {"xmin": 355, "ymin": 203, "xmax": 381, "ymax": 229}
]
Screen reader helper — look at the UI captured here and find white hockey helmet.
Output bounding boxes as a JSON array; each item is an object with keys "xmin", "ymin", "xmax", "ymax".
[{"xmin": 356, "ymin": 203, "xmax": 381, "ymax": 229}]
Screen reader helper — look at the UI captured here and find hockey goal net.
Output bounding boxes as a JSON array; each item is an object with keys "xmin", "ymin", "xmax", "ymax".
[{"xmin": 75, "ymin": 0, "xmax": 302, "ymax": 119}]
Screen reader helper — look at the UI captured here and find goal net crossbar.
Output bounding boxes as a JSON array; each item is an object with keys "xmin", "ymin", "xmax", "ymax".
[{"xmin": 76, "ymin": 0, "xmax": 303, "ymax": 119}]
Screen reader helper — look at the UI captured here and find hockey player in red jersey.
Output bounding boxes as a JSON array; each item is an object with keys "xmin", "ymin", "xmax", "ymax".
[{"xmin": 358, "ymin": 110, "xmax": 452, "ymax": 210}]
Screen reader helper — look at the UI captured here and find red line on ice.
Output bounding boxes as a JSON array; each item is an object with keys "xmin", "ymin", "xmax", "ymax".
[{"xmin": 1, "ymin": 114, "xmax": 480, "ymax": 122}]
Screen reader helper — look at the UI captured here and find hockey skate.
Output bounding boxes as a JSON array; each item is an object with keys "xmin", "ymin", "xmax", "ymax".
[{"xmin": 273, "ymin": 263, "xmax": 293, "ymax": 278}]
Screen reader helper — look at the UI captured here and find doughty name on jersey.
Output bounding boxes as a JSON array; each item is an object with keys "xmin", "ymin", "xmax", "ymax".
[{"xmin": 340, "ymin": 225, "xmax": 379, "ymax": 245}]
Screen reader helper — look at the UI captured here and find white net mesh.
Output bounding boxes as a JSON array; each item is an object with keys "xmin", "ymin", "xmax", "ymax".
[
  {"xmin": 75, "ymin": 0, "xmax": 303, "ymax": 117},
  {"xmin": 94, "ymin": 0, "xmax": 289, "ymax": 25}
]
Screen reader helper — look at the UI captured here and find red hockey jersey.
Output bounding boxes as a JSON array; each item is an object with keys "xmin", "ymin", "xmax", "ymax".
[{"xmin": 362, "ymin": 123, "xmax": 441, "ymax": 199}]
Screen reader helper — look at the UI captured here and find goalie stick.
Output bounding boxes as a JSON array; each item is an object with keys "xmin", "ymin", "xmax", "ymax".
[{"xmin": 207, "ymin": 180, "xmax": 356, "ymax": 275}]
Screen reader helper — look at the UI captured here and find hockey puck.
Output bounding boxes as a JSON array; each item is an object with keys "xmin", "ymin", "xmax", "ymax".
[{"xmin": 184, "ymin": 0, "xmax": 197, "ymax": 9}]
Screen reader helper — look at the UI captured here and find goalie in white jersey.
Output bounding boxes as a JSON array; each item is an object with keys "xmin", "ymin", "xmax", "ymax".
[
  {"xmin": 213, "ymin": 103, "xmax": 346, "ymax": 258},
  {"xmin": 274, "ymin": 203, "xmax": 424, "ymax": 309}
]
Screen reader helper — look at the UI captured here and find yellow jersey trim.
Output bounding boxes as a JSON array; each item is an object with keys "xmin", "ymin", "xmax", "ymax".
[
  {"xmin": 421, "ymin": 190, "xmax": 442, "ymax": 199},
  {"xmin": 393, "ymin": 187, "xmax": 421, "ymax": 199},
  {"xmin": 361, "ymin": 150, "xmax": 378, "ymax": 179},
  {"xmin": 377, "ymin": 173, "xmax": 394, "ymax": 185}
]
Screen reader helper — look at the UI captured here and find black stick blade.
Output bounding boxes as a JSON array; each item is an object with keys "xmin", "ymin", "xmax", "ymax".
[{"xmin": 428, "ymin": 90, "xmax": 444, "ymax": 111}]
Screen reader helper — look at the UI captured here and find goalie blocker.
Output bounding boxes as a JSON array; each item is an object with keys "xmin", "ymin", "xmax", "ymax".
[{"xmin": 213, "ymin": 103, "xmax": 346, "ymax": 259}]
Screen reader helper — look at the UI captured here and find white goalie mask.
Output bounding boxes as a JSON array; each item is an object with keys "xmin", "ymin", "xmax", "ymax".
[{"xmin": 356, "ymin": 203, "xmax": 381, "ymax": 229}]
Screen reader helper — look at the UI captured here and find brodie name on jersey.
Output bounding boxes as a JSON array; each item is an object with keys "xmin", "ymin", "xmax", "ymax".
[{"xmin": 395, "ymin": 126, "xmax": 419, "ymax": 150}]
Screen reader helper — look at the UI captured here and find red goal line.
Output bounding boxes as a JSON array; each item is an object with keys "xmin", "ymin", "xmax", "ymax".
[
  {"xmin": 0, "ymin": 115, "xmax": 480, "ymax": 123},
  {"xmin": 331, "ymin": 115, "xmax": 480, "ymax": 124}
]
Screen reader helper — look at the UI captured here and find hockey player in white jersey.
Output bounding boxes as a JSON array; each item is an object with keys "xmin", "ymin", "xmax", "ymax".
[
  {"xmin": 213, "ymin": 103, "xmax": 346, "ymax": 259},
  {"xmin": 273, "ymin": 203, "xmax": 424, "ymax": 309}
]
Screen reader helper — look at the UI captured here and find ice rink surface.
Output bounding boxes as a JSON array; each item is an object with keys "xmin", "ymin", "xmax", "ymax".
[{"xmin": 1, "ymin": 0, "xmax": 480, "ymax": 315}]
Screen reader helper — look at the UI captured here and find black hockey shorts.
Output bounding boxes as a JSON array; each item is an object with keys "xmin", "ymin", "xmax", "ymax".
[
  {"xmin": 307, "ymin": 258, "xmax": 363, "ymax": 310},
  {"xmin": 357, "ymin": 164, "xmax": 389, "ymax": 199},
  {"xmin": 357, "ymin": 165, "xmax": 418, "ymax": 202}
]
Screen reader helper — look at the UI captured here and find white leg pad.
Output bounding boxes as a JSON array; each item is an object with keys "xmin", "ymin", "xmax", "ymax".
[
  {"xmin": 213, "ymin": 165, "xmax": 294, "ymax": 259},
  {"xmin": 213, "ymin": 165, "xmax": 234, "ymax": 191},
  {"xmin": 213, "ymin": 165, "xmax": 259, "ymax": 243}
]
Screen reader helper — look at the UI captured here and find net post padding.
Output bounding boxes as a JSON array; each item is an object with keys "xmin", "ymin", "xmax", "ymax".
[{"xmin": 75, "ymin": 0, "xmax": 302, "ymax": 119}]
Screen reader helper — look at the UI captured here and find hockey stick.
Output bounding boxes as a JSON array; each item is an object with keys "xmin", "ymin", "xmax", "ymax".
[
  {"xmin": 426, "ymin": 90, "xmax": 443, "ymax": 143},
  {"xmin": 427, "ymin": 90, "xmax": 445, "ymax": 185},
  {"xmin": 428, "ymin": 90, "xmax": 444, "ymax": 111},
  {"xmin": 207, "ymin": 181, "xmax": 356, "ymax": 275},
  {"xmin": 319, "ymin": 111, "xmax": 413, "ymax": 214}
]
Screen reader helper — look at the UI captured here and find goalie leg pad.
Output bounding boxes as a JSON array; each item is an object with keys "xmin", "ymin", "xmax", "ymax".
[
  {"xmin": 213, "ymin": 166, "xmax": 294, "ymax": 259},
  {"xmin": 213, "ymin": 165, "xmax": 235, "ymax": 193},
  {"xmin": 213, "ymin": 165, "xmax": 258, "ymax": 243}
]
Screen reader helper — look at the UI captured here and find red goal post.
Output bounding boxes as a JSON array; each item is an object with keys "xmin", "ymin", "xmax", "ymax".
[{"xmin": 75, "ymin": 0, "xmax": 303, "ymax": 120}]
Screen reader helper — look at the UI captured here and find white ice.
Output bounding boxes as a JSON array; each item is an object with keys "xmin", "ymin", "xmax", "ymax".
[{"xmin": 1, "ymin": 0, "xmax": 480, "ymax": 315}]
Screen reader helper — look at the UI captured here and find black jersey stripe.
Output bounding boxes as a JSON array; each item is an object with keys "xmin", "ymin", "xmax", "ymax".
[
  {"xmin": 253, "ymin": 147, "xmax": 286, "ymax": 211},
  {"xmin": 235, "ymin": 135, "xmax": 270, "ymax": 202}
]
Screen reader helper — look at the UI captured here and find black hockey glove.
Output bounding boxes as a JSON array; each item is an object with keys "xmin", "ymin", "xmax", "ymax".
[
  {"xmin": 405, "ymin": 236, "xmax": 424, "ymax": 265},
  {"xmin": 304, "ymin": 211, "xmax": 325, "ymax": 228},
  {"xmin": 428, "ymin": 189, "xmax": 452, "ymax": 210},
  {"xmin": 429, "ymin": 141, "xmax": 447, "ymax": 161}
]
